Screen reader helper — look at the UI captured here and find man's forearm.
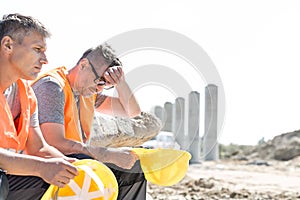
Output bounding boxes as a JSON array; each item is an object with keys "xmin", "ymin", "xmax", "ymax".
[
  {"xmin": 85, "ymin": 146, "xmax": 109, "ymax": 162},
  {"xmin": 116, "ymin": 80, "xmax": 141, "ymax": 117},
  {"xmin": 0, "ymin": 148, "xmax": 44, "ymax": 176},
  {"xmin": 36, "ymin": 144, "xmax": 65, "ymax": 158}
]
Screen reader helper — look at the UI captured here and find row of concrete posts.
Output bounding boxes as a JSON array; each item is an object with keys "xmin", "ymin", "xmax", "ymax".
[{"xmin": 152, "ymin": 84, "xmax": 219, "ymax": 163}]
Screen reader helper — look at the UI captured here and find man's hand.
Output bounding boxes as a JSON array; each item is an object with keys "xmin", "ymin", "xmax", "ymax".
[
  {"xmin": 106, "ymin": 148, "xmax": 139, "ymax": 169},
  {"xmin": 87, "ymin": 147, "xmax": 139, "ymax": 169},
  {"xmin": 103, "ymin": 66, "xmax": 124, "ymax": 87},
  {"xmin": 38, "ymin": 158, "xmax": 78, "ymax": 188}
]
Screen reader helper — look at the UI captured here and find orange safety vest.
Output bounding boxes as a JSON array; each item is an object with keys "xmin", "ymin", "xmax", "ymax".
[
  {"xmin": 32, "ymin": 67, "xmax": 96, "ymax": 142},
  {"xmin": 0, "ymin": 79, "xmax": 36, "ymax": 152}
]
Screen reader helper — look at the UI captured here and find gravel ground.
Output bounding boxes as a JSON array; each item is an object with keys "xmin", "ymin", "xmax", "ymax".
[{"xmin": 147, "ymin": 158, "xmax": 300, "ymax": 200}]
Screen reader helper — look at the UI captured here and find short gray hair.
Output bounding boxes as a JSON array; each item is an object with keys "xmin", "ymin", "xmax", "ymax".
[
  {"xmin": 0, "ymin": 13, "xmax": 51, "ymax": 44},
  {"xmin": 78, "ymin": 43, "xmax": 117, "ymax": 66}
]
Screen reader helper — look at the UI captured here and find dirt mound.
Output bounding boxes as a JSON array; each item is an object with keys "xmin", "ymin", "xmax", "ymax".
[{"xmin": 220, "ymin": 129, "xmax": 300, "ymax": 161}]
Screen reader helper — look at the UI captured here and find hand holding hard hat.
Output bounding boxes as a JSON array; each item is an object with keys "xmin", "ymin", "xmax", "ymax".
[
  {"xmin": 41, "ymin": 159, "xmax": 118, "ymax": 200},
  {"xmin": 87, "ymin": 146, "xmax": 139, "ymax": 169},
  {"xmin": 41, "ymin": 148, "xmax": 191, "ymax": 199}
]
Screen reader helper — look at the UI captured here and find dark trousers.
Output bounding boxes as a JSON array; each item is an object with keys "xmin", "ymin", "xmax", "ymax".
[
  {"xmin": 5, "ymin": 174, "xmax": 49, "ymax": 200},
  {"xmin": 0, "ymin": 170, "xmax": 8, "ymax": 200},
  {"xmin": 68, "ymin": 154, "xmax": 147, "ymax": 200}
]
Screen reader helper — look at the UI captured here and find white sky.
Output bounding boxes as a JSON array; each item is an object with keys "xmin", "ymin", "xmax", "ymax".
[{"xmin": 2, "ymin": 0, "xmax": 300, "ymax": 145}]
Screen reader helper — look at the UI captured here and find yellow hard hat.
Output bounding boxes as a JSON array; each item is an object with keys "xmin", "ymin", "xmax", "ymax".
[
  {"xmin": 41, "ymin": 159, "xmax": 118, "ymax": 200},
  {"xmin": 132, "ymin": 148, "xmax": 191, "ymax": 186}
]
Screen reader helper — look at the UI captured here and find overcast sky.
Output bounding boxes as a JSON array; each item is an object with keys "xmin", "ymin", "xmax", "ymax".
[{"xmin": 2, "ymin": 0, "xmax": 300, "ymax": 145}]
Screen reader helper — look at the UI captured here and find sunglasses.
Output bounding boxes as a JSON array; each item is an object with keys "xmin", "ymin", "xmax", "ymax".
[{"xmin": 88, "ymin": 58, "xmax": 122, "ymax": 90}]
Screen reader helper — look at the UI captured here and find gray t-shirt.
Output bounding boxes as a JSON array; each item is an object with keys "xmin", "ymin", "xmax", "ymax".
[
  {"xmin": 4, "ymin": 82, "xmax": 39, "ymax": 127},
  {"xmin": 32, "ymin": 76, "xmax": 65, "ymax": 125},
  {"xmin": 32, "ymin": 76, "xmax": 107, "ymax": 127}
]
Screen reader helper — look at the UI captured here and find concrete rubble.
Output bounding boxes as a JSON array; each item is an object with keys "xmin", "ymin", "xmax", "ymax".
[{"xmin": 88, "ymin": 111, "xmax": 162, "ymax": 147}]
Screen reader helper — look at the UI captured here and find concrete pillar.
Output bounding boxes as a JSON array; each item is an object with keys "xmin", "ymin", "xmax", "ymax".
[
  {"xmin": 172, "ymin": 97, "xmax": 186, "ymax": 150},
  {"xmin": 203, "ymin": 84, "xmax": 219, "ymax": 161},
  {"xmin": 188, "ymin": 91, "xmax": 201, "ymax": 163},
  {"xmin": 161, "ymin": 102, "xmax": 173, "ymax": 132},
  {"xmin": 153, "ymin": 105, "xmax": 163, "ymax": 121}
]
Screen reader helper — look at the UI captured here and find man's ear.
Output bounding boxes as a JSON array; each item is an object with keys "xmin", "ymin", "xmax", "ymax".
[
  {"xmin": 79, "ymin": 58, "xmax": 89, "ymax": 70},
  {"xmin": 1, "ymin": 36, "xmax": 13, "ymax": 52}
]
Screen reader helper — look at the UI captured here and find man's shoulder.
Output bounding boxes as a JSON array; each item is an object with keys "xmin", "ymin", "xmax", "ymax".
[{"xmin": 32, "ymin": 76, "xmax": 62, "ymax": 90}]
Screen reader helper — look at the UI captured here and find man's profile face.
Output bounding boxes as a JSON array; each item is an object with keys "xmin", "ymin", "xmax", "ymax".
[{"xmin": 10, "ymin": 31, "xmax": 48, "ymax": 80}]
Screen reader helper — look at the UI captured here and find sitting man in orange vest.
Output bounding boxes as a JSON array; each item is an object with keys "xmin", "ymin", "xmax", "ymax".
[
  {"xmin": 32, "ymin": 44, "xmax": 147, "ymax": 200},
  {"xmin": 0, "ymin": 13, "xmax": 78, "ymax": 200}
]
